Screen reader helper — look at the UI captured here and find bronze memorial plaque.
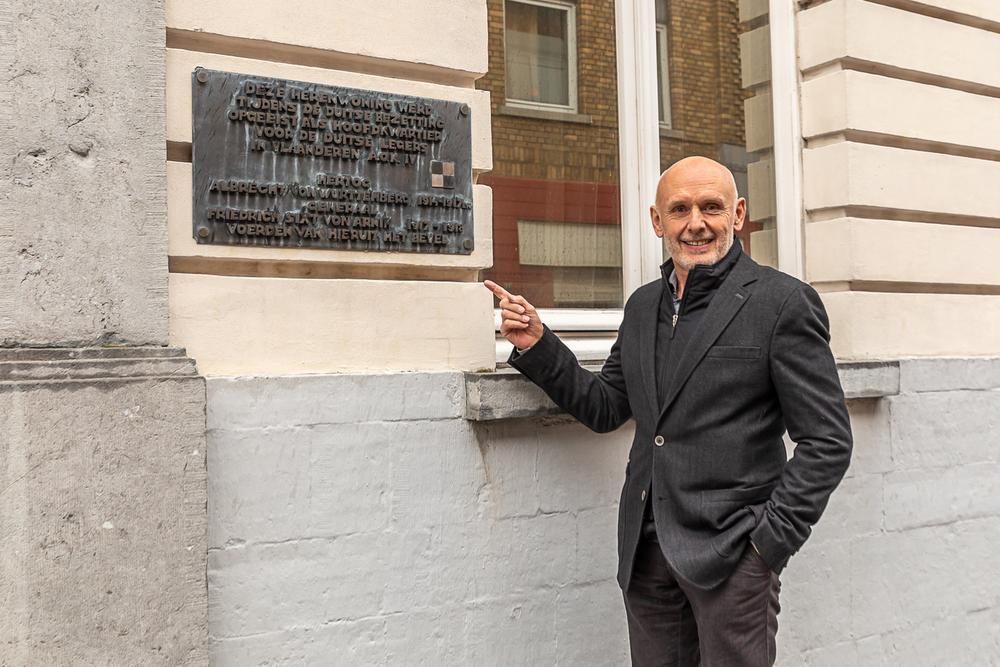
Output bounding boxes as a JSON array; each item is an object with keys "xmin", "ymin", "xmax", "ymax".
[{"xmin": 191, "ymin": 68, "xmax": 474, "ymax": 254}]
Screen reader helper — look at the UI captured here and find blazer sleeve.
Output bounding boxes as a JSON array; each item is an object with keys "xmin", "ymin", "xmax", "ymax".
[
  {"xmin": 750, "ymin": 284, "xmax": 853, "ymax": 572},
  {"xmin": 508, "ymin": 323, "xmax": 632, "ymax": 434}
]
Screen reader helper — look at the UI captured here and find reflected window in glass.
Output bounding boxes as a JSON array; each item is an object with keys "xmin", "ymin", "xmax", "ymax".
[{"xmin": 504, "ymin": 0, "xmax": 577, "ymax": 111}]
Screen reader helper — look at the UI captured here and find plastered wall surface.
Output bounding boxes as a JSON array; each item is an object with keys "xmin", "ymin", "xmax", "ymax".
[
  {"xmin": 0, "ymin": 0, "xmax": 169, "ymax": 346},
  {"xmin": 206, "ymin": 361, "xmax": 1000, "ymax": 665},
  {"xmin": 0, "ymin": 352, "xmax": 208, "ymax": 664}
]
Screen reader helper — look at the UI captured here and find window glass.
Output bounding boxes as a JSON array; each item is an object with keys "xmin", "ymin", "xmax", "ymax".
[
  {"xmin": 655, "ymin": 0, "xmax": 778, "ymax": 267},
  {"xmin": 481, "ymin": 0, "xmax": 621, "ymax": 309},
  {"xmin": 505, "ymin": 0, "xmax": 574, "ymax": 109},
  {"xmin": 655, "ymin": 24, "xmax": 672, "ymax": 128},
  {"xmin": 480, "ymin": 0, "xmax": 779, "ymax": 314}
]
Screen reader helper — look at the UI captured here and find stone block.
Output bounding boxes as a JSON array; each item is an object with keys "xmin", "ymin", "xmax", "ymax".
[
  {"xmin": 168, "ymin": 0, "xmax": 489, "ymax": 79},
  {"xmin": 381, "ymin": 523, "xmax": 485, "ymax": 615},
  {"xmin": 779, "ymin": 540, "xmax": 852, "ymax": 651},
  {"xmin": 881, "ymin": 610, "xmax": 1000, "ymax": 666},
  {"xmin": 0, "ymin": 0, "xmax": 167, "ymax": 346},
  {"xmin": 471, "ymin": 513, "xmax": 578, "ymax": 599},
  {"xmin": 208, "ymin": 423, "xmax": 392, "ymax": 548},
  {"xmin": 883, "ymin": 463, "xmax": 1000, "ymax": 531},
  {"xmin": 844, "ymin": 398, "xmax": 892, "ymax": 477},
  {"xmin": 210, "ymin": 617, "xmax": 386, "ymax": 667},
  {"xmin": 554, "ymin": 581, "xmax": 629, "ymax": 665},
  {"xmin": 383, "ymin": 606, "xmax": 468, "ymax": 665},
  {"xmin": 0, "ymin": 351, "xmax": 206, "ymax": 663},
  {"xmin": 847, "ymin": 525, "xmax": 995, "ymax": 638},
  {"xmin": 838, "ymin": 362, "xmax": 900, "ymax": 400},
  {"xmin": 793, "ymin": 635, "xmax": 885, "ymax": 666},
  {"xmin": 207, "ymin": 532, "xmax": 387, "ymax": 640},
  {"xmin": 574, "ymin": 506, "xmax": 620, "ymax": 584},
  {"xmin": 463, "ymin": 592, "xmax": 559, "ymax": 666},
  {"xmin": 389, "ymin": 420, "xmax": 486, "ymax": 529},
  {"xmin": 207, "ymin": 372, "xmax": 465, "ymax": 430},
  {"xmin": 465, "ymin": 368, "xmax": 562, "ymax": 421},
  {"xmin": 171, "ymin": 275, "xmax": 495, "ymax": 376},
  {"xmin": 899, "ymin": 357, "xmax": 1000, "ymax": 393},
  {"xmin": 808, "ymin": 474, "xmax": 883, "ymax": 545},
  {"xmin": 889, "ymin": 391, "xmax": 1000, "ymax": 469},
  {"xmin": 534, "ymin": 421, "xmax": 631, "ymax": 513},
  {"xmin": 474, "ymin": 420, "xmax": 543, "ymax": 519}
]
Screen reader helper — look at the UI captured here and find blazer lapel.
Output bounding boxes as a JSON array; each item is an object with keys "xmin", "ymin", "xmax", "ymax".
[
  {"xmin": 636, "ymin": 280, "xmax": 662, "ymax": 419},
  {"xmin": 658, "ymin": 254, "xmax": 760, "ymax": 423}
]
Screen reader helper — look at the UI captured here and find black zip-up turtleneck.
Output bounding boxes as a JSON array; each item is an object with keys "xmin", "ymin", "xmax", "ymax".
[{"xmin": 654, "ymin": 239, "xmax": 743, "ymax": 401}]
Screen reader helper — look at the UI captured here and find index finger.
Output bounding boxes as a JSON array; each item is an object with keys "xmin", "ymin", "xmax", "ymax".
[{"xmin": 483, "ymin": 279, "xmax": 513, "ymax": 301}]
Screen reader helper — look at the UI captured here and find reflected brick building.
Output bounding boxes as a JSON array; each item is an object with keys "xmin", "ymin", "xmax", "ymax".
[{"xmin": 477, "ymin": 0, "xmax": 755, "ymax": 308}]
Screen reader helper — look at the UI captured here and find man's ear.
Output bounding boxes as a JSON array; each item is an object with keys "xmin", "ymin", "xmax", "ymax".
[
  {"xmin": 733, "ymin": 197, "xmax": 747, "ymax": 232},
  {"xmin": 650, "ymin": 205, "xmax": 664, "ymax": 238}
]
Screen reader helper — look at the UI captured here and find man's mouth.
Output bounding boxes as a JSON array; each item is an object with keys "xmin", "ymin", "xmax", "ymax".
[{"xmin": 682, "ymin": 238, "xmax": 714, "ymax": 247}]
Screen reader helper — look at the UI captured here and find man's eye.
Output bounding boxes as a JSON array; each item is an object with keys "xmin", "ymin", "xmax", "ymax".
[{"xmin": 672, "ymin": 206, "xmax": 687, "ymax": 214}]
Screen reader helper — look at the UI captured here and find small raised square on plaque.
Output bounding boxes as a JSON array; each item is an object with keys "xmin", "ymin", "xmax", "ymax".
[{"xmin": 191, "ymin": 68, "xmax": 474, "ymax": 254}]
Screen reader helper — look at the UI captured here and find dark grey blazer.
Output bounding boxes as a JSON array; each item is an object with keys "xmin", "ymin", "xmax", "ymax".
[{"xmin": 510, "ymin": 251, "xmax": 853, "ymax": 591}]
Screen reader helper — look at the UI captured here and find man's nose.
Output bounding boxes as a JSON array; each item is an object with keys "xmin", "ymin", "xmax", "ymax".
[{"xmin": 688, "ymin": 206, "xmax": 706, "ymax": 229}]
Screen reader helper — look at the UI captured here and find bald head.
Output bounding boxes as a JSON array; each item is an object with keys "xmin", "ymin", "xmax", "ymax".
[
  {"xmin": 649, "ymin": 155, "xmax": 747, "ymax": 283},
  {"xmin": 655, "ymin": 156, "xmax": 739, "ymax": 211}
]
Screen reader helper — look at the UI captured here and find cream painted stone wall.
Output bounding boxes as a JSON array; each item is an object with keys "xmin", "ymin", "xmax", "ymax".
[
  {"xmin": 796, "ymin": 0, "xmax": 1000, "ymax": 358},
  {"xmin": 821, "ymin": 292, "xmax": 1000, "ymax": 360},
  {"xmin": 167, "ymin": 0, "xmax": 488, "ymax": 80},
  {"xmin": 798, "ymin": 0, "xmax": 1000, "ymax": 90},
  {"xmin": 807, "ymin": 219, "xmax": 1000, "ymax": 287},
  {"xmin": 802, "ymin": 71, "xmax": 1000, "ymax": 152},
  {"xmin": 170, "ymin": 275, "xmax": 495, "ymax": 376},
  {"xmin": 803, "ymin": 143, "xmax": 1000, "ymax": 220},
  {"xmin": 163, "ymin": 0, "xmax": 495, "ymax": 374}
]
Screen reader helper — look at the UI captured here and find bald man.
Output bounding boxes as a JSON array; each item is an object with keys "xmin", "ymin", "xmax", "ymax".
[{"xmin": 486, "ymin": 157, "xmax": 852, "ymax": 666}]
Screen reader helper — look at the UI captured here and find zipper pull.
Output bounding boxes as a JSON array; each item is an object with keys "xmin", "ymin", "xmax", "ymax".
[{"xmin": 671, "ymin": 313, "xmax": 678, "ymax": 339}]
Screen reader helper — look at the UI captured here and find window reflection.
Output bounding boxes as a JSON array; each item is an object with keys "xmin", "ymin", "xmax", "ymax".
[
  {"xmin": 479, "ymin": 0, "xmax": 777, "ymax": 311},
  {"xmin": 505, "ymin": 0, "xmax": 576, "ymax": 110}
]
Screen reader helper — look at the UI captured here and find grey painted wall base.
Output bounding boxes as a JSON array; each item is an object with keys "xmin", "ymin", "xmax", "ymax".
[
  {"xmin": 0, "ymin": 348, "xmax": 208, "ymax": 665},
  {"xmin": 207, "ymin": 358, "xmax": 1000, "ymax": 665}
]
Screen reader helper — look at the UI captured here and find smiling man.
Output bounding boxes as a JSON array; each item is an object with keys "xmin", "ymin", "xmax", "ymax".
[{"xmin": 485, "ymin": 156, "xmax": 853, "ymax": 666}]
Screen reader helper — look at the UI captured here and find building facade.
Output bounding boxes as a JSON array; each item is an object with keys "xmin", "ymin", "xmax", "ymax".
[{"xmin": 2, "ymin": 0, "xmax": 999, "ymax": 664}]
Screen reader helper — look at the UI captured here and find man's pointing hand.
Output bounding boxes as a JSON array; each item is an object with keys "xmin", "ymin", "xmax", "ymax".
[{"xmin": 484, "ymin": 280, "xmax": 544, "ymax": 351}]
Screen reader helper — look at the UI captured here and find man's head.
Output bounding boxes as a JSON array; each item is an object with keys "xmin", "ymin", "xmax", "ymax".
[{"xmin": 650, "ymin": 156, "xmax": 746, "ymax": 276}]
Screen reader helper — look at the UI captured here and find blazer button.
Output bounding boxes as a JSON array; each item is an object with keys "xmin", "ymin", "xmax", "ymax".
[
  {"xmin": 654, "ymin": 435, "xmax": 665, "ymax": 447},
  {"xmin": 641, "ymin": 489, "xmax": 646, "ymax": 501}
]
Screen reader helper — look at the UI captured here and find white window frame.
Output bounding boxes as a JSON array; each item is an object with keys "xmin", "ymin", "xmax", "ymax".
[
  {"xmin": 769, "ymin": 0, "xmax": 804, "ymax": 279},
  {"xmin": 655, "ymin": 23, "xmax": 673, "ymax": 130},
  {"xmin": 503, "ymin": 0, "xmax": 579, "ymax": 114},
  {"xmin": 494, "ymin": 0, "xmax": 805, "ymax": 362}
]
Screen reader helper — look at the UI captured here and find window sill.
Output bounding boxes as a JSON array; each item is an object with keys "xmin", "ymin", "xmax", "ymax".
[
  {"xmin": 659, "ymin": 126, "xmax": 685, "ymax": 140},
  {"xmin": 464, "ymin": 360, "xmax": 900, "ymax": 421},
  {"xmin": 497, "ymin": 104, "xmax": 593, "ymax": 124}
]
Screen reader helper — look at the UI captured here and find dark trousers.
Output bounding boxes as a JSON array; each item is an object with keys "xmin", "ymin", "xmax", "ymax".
[{"xmin": 623, "ymin": 524, "xmax": 781, "ymax": 666}]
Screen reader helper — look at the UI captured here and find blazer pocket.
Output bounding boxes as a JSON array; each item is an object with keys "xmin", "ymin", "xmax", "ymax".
[
  {"xmin": 702, "ymin": 482, "xmax": 775, "ymax": 504},
  {"xmin": 705, "ymin": 345, "xmax": 761, "ymax": 360}
]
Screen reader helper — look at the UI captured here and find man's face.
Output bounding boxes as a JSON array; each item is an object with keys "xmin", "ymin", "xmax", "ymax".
[{"xmin": 650, "ymin": 159, "xmax": 746, "ymax": 272}]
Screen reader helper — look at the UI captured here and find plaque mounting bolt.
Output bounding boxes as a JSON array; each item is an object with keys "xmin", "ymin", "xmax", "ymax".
[
  {"xmin": 197, "ymin": 227, "xmax": 210, "ymax": 239},
  {"xmin": 463, "ymin": 239, "xmax": 474, "ymax": 250},
  {"xmin": 460, "ymin": 104, "xmax": 470, "ymax": 116},
  {"xmin": 196, "ymin": 70, "xmax": 209, "ymax": 84}
]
